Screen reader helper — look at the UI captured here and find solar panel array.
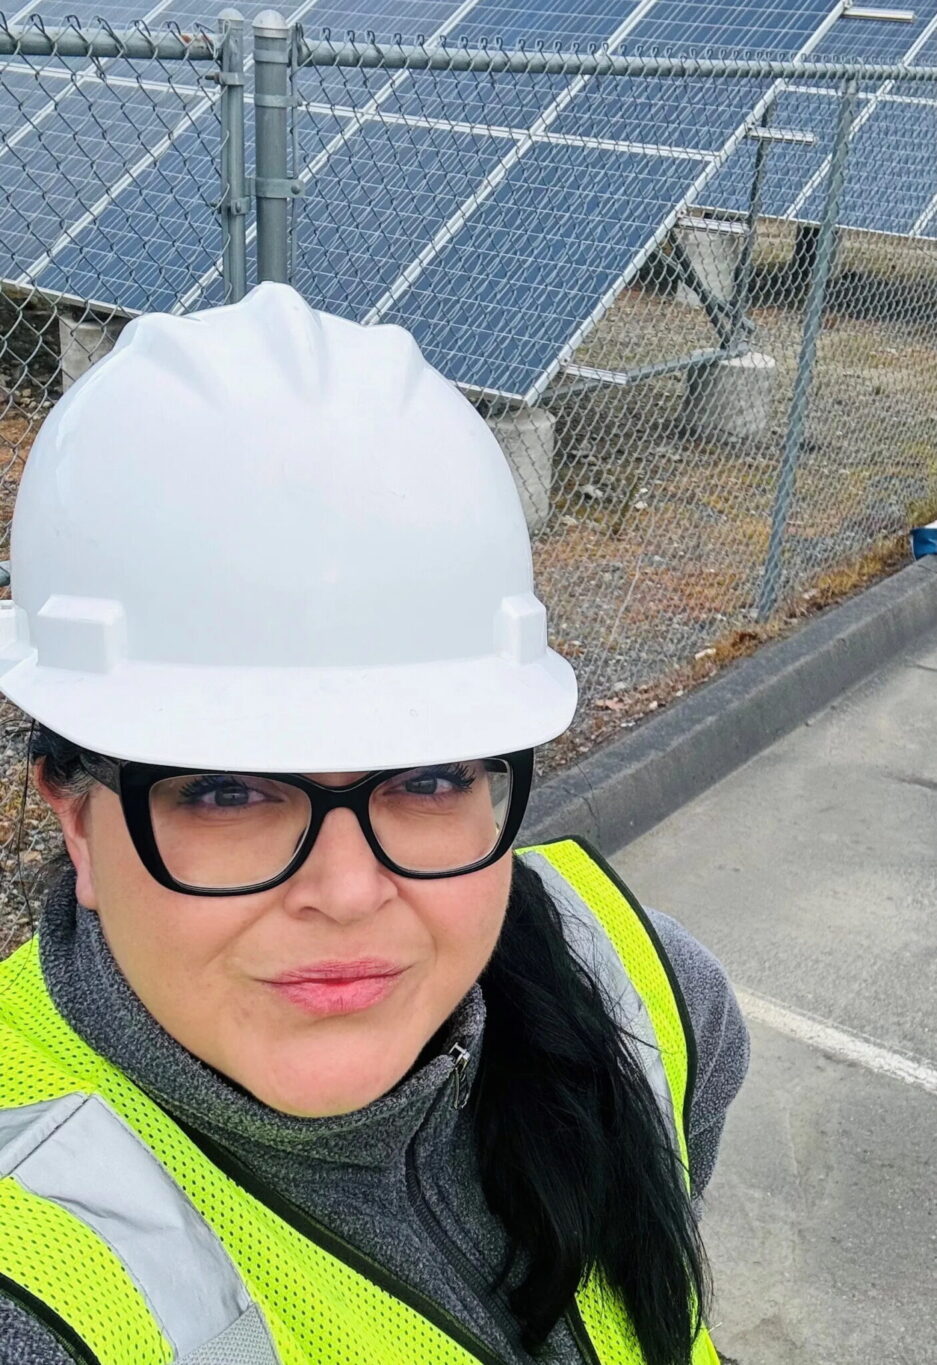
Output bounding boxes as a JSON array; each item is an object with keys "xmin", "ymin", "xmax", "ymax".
[{"xmin": 2, "ymin": 0, "xmax": 937, "ymax": 398}]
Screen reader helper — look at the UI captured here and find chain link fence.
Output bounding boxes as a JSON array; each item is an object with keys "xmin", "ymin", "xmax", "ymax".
[
  {"xmin": 4, "ymin": 18, "xmax": 937, "ymax": 942},
  {"xmin": 287, "ymin": 39, "xmax": 937, "ymax": 773},
  {"xmin": 0, "ymin": 15, "xmax": 231, "ymax": 946},
  {"xmin": 0, "ymin": 16, "xmax": 229, "ymax": 545}
]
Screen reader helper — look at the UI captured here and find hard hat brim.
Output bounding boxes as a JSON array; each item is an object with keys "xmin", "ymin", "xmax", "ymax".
[{"xmin": 1, "ymin": 648, "xmax": 578, "ymax": 771}]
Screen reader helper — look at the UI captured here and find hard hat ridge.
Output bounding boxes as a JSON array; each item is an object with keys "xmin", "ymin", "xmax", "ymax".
[
  {"xmin": 96, "ymin": 282, "xmax": 326, "ymax": 412},
  {"xmin": 105, "ymin": 283, "xmax": 447, "ymax": 426}
]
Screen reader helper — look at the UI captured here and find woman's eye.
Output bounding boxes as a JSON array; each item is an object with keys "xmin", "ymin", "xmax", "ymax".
[
  {"xmin": 405, "ymin": 775, "xmax": 446, "ymax": 796},
  {"xmin": 398, "ymin": 766, "xmax": 474, "ymax": 797},
  {"xmin": 178, "ymin": 779, "xmax": 267, "ymax": 808},
  {"xmin": 197, "ymin": 786, "xmax": 257, "ymax": 808},
  {"xmin": 211, "ymin": 786, "xmax": 257, "ymax": 807}
]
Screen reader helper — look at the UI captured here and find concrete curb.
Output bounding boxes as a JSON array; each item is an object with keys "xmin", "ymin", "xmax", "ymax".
[{"xmin": 519, "ymin": 556, "xmax": 937, "ymax": 852}]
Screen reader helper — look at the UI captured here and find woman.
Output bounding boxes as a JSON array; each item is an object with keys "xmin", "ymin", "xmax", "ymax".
[{"xmin": 0, "ymin": 284, "xmax": 748, "ymax": 1365}]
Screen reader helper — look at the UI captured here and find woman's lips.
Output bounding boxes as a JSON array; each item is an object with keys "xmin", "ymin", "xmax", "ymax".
[
  {"xmin": 265, "ymin": 966, "xmax": 405, "ymax": 1017},
  {"xmin": 271, "ymin": 959, "xmax": 402, "ymax": 983}
]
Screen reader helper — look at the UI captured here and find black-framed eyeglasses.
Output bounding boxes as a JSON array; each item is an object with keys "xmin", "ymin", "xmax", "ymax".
[{"xmin": 79, "ymin": 750, "xmax": 534, "ymax": 896}]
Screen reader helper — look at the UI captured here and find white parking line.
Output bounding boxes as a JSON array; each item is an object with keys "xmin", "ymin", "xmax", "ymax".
[{"xmin": 736, "ymin": 988, "xmax": 937, "ymax": 1097}]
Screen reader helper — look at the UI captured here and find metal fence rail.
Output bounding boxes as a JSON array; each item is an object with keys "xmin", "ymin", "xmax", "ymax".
[
  {"xmin": 4, "ymin": 18, "xmax": 937, "ymax": 938},
  {"xmin": 293, "ymin": 41, "xmax": 937, "ymax": 80}
]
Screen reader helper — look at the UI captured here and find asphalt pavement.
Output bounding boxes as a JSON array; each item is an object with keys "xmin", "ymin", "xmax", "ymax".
[{"xmin": 610, "ymin": 628, "xmax": 937, "ymax": 1364}]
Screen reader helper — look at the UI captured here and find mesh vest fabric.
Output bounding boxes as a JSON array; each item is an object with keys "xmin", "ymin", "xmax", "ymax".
[
  {"xmin": 519, "ymin": 839, "xmax": 694, "ymax": 1173},
  {"xmin": 0, "ymin": 837, "xmax": 718, "ymax": 1365}
]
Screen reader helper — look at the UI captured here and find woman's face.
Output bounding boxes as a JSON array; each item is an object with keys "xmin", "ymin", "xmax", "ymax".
[{"xmin": 39, "ymin": 765, "xmax": 513, "ymax": 1117}]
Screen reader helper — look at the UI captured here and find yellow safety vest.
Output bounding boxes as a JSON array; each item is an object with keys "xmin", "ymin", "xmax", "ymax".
[{"xmin": 0, "ymin": 836, "xmax": 719, "ymax": 1365}]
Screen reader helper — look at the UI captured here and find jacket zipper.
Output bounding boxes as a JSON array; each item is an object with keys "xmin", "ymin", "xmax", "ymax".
[
  {"xmin": 449, "ymin": 1043, "xmax": 471, "ymax": 1111},
  {"xmin": 408, "ymin": 1046, "xmax": 600, "ymax": 1365},
  {"xmin": 405, "ymin": 1046, "xmax": 526, "ymax": 1356},
  {"xmin": 0, "ymin": 1271, "xmax": 102, "ymax": 1365}
]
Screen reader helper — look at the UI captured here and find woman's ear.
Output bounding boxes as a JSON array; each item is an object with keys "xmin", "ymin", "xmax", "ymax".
[{"xmin": 32, "ymin": 758, "xmax": 99, "ymax": 910}]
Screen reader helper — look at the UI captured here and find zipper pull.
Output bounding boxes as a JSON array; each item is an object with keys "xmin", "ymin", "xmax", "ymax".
[{"xmin": 448, "ymin": 1043, "xmax": 471, "ymax": 1111}]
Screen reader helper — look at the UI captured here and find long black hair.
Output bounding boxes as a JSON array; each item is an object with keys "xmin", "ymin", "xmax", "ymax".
[
  {"xmin": 30, "ymin": 724, "xmax": 709, "ymax": 1364},
  {"xmin": 476, "ymin": 855, "xmax": 709, "ymax": 1363}
]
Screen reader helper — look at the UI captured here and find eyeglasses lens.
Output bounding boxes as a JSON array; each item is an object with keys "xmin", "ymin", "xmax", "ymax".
[
  {"xmin": 370, "ymin": 759, "xmax": 511, "ymax": 874},
  {"xmin": 147, "ymin": 760, "xmax": 512, "ymax": 889}
]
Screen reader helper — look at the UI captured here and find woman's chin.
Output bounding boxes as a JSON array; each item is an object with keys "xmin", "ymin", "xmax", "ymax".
[
  {"xmin": 234, "ymin": 1051, "xmax": 407, "ymax": 1118},
  {"xmin": 251, "ymin": 1082, "xmax": 390, "ymax": 1119}
]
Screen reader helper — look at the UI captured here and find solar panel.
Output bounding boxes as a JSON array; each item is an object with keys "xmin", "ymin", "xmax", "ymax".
[
  {"xmin": 810, "ymin": 7, "xmax": 926, "ymax": 59},
  {"xmin": 277, "ymin": 0, "xmax": 937, "ymax": 396},
  {"xmin": 382, "ymin": 141, "xmax": 713, "ymax": 395},
  {"xmin": 624, "ymin": 0, "xmax": 839, "ymax": 53},
  {"xmin": 35, "ymin": 126, "xmax": 228, "ymax": 311},
  {"xmin": 3, "ymin": 0, "xmax": 937, "ymax": 401},
  {"xmin": 0, "ymin": 73, "xmax": 204, "ymax": 282},
  {"xmin": 280, "ymin": 10, "xmax": 823, "ymax": 396},
  {"xmin": 700, "ymin": 3, "xmax": 937, "ymax": 234}
]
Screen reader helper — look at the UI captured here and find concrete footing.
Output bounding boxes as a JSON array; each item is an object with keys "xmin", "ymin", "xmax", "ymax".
[
  {"xmin": 58, "ymin": 313, "xmax": 123, "ymax": 389},
  {"xmin": 683, "ymin": 351, "xmax": 778, "ymax": 440},
  {"xmin": 486, "ymin": 406, "xmax": 555, "ymax": 534},
  {"xmin": 674, "ymin": 216, "xmax": 747, "ymax": 308}
]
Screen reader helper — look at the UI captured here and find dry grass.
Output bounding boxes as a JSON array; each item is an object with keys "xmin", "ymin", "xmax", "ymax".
[
  {"xmin": 0, "ymin": 408, "xmax": 38, "ymax": 542},
  {"xmin": 753, "ymin": 218, "xmax": 937, "ymax": 285},
  {"xmin": 542, "ymin": 532, "xmax": 910, "ymax": 775}
]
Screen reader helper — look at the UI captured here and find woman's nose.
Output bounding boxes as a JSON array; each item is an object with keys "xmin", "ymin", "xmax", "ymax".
[{"xmin": 278, "ymin": 806, "xmax": 395, "ymax": 923}]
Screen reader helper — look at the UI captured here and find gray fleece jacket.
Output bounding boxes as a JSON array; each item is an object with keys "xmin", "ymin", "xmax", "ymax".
[{"xmin": 0, "ymin": 867, "xmax": 749, "ymax": 1365}]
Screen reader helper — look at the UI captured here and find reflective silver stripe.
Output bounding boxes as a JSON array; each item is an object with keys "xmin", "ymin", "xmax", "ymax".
[
  {"xmin": 177, "ymin": 1304, "xmax": 278, "ymax": 1364},
  {"xmin": 0, "ymin": 1092, "xmax": 87, "ymax": 1172},
  {"xmin": 520, "ymin": 851, "xmax": 679, "ymax": 1151},
  {"xmin": 0, "ymin": 1092, "xmax": 280, "ymax": 1363}
]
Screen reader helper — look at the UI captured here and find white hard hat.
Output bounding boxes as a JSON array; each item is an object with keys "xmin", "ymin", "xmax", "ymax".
[{"xmin": 0, "ymin": 283, "xmax": 577, "ymax": 770}]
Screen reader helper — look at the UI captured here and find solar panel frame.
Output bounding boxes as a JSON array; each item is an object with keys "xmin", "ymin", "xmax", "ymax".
[{"xmin": 379, "ymin": 139, "xmax": 715, "ymax": 396}]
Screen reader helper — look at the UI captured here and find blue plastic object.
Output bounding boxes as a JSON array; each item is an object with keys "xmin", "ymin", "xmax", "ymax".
[{"xmin": 911, "ymin": 523, "xmax": 937, "ymax": 559}]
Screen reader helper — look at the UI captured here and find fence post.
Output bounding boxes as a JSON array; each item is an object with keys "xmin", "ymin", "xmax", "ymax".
[
  {"xmin": 727, "ymin": 101, "xmax": 775, "ymax": 347},
  {"xmin": 253, "ymin": 9, "xmax": 292, "ymax": 283},
  {"xmin": 755, "ymin": 78, "xmax": 858, "ymax": 621},
  {"xmin": 218, "ymin": 9, "xmax": 247, "ymax": 303}
]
